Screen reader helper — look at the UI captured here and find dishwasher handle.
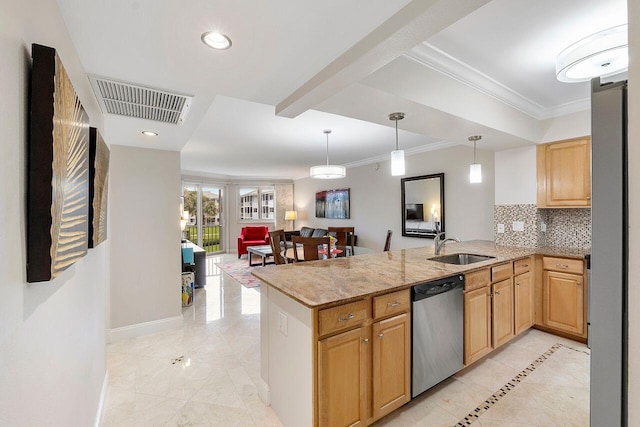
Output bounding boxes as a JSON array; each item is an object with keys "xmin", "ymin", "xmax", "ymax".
[{"xmin": 412, "ymin": 275, "xmax": 464, "ymax": 302}]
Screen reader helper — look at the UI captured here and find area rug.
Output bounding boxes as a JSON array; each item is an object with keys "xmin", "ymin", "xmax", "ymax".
[{"xmin": 215, "ymin": 259, "xmax": 269, "ymax": 289}]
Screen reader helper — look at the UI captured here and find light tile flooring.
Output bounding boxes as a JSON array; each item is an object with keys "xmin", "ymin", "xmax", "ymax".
[{"xmin": 103, "ymin": 254, "xmax": 590, "ymax": 426}]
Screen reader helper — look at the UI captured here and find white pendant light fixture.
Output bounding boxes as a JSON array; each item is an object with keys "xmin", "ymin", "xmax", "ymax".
[
  {"xmin": 556, "ymin": 24, "xmax": 628, "ymax": 82},
  {"xmin": 310, "ymin": 130, "xmax": 346, "ymax": 179},
  {"xmin": 469, "ymin": 135, "xmax": 482, "ymax": 184},
  {"xmin": 389, "ymin": 112, "xmax": 405, "ymax": 176}
]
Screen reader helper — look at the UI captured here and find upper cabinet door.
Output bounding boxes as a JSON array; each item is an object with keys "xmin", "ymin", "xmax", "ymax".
[{"xmin": 537, "ymin": 137, "xmax": 591, "ymax": 208}]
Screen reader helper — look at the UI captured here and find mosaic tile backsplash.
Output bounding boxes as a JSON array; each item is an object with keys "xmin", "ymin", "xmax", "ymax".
[{"xmin": 494, "ymin": 204, "xmax": 591, "ymax": 250}]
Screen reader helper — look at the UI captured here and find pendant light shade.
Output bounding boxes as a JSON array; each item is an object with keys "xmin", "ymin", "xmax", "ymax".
[
  {"xmin": 391, "ymin": 150, "xmax": 405, "ymax": 176},
  {"xmin": 310, "ymin": 130, "xmax": 346, "ymax": 179},
  {"xmin": 389, "ymin": 112, "xmax": 405, "ymax": 176},
  {"xmin": 469, "ymin": 135, "xmax": 482, "ymax": 184}
]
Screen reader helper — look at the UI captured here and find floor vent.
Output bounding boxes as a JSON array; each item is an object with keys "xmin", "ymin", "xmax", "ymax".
[{"xmin": 88, "ymin": 76, "xmax": 193, "ymax": 125}]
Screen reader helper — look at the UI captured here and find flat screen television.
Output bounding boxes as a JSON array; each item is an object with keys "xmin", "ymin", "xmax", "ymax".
[{"xmin": 405, "ymin": 203, "xmax": 424, "ymax": 221}]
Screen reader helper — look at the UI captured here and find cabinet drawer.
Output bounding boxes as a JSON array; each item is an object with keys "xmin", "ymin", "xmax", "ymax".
[
  {"xmin": 514, "ymin": 257, "xmax": 533, "ymax": 275},
  {"xmin": 491, "ymin": 263, "xmax": 513, "ymax": 282},
  {"xmin": 542, "ymin": 257, "xmax": 583, "ymax": 274},
  {"xmin": 465, "ymin": 268, "xmax": 491, "ymax": 291},
  {"xmin": 373, "ymin": 289, "xmax": 410, "ymax": 319},
  {"xmin": 319, "ymin": 299, "xmax": 369, "ymax": 337}
]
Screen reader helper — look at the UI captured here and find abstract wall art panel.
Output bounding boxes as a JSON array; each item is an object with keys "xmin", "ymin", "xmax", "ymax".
[
  {"xmin": 315, "ymin": 188, "xmax": 350, "ymax": 219},
  {"xmin": 27, "ymin": 44, "xmax": 90, "ymax": 282},
  {"xmin": 88, "ymin": 127, "xmax": 109, "ymax": 248}
]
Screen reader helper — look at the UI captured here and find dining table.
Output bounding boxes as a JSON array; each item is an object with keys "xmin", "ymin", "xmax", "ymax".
[{"xmin": 284, "ymin": 244, "xmax": 375, "ymax": 262}]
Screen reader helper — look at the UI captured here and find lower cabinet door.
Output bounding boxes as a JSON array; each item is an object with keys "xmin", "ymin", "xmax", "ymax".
[
  {"xmin": 492, "ymin": 279, "xmax": 515, "ymax": 348},
  {"xmin": 318, "ymin": 326, "xmax": 367, "ymax": 427},
  {"xmin": 463, "ymin": 286, "xmax": 492, "ymax": 365},
  {"xmin": 514, "ymin": 271, "xmax": 534, "ymax": 335},
  {"xmin": 543, "ymin": 270, "xmax": 584, "ymax": 335},
  {"xmin": 372, "ymin": 313, "xmax": 411, "ymax": 421}
]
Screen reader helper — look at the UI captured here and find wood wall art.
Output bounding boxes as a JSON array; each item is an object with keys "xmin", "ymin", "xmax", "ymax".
[
  {"xmin": 27, "ymin": 44, "xmax": 90, "ymax": 282},
  {"xmin": 88, "ymin": 127, "xmax": 109, "ymax": 248}
]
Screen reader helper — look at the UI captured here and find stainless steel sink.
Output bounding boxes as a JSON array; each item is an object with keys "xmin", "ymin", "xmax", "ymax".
[{"xmin": 429, "ymin": 253, "xmax": 495, "ymax": 265}]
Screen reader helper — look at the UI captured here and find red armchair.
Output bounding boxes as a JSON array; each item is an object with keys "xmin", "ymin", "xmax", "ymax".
[{"xmin": 237, "ymin": 226, "xmax": 270, "ymax": 258}]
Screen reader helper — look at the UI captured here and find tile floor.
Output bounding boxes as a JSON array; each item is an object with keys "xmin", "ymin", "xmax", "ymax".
[{"xmin": 103, "ymin": 253, "xmax": 590, "ymax": 426}]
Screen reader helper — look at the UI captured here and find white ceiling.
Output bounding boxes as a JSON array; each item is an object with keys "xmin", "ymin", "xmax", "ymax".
[{"xmin": 56, "ymin": 0, "xmax": 627, "ymax": 180}]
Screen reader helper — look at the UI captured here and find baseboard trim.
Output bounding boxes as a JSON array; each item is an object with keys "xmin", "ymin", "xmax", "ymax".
[
  {"xmin": 94, "ymin": 371, "xmax": 109, "ymax": 427},
  {"xmin": 258, "ymin": 378, "xmax": 270, "ymax": 405},
  {"xmin": 107, "ymin": 315, "xmax": 183, "ymax": 343}
]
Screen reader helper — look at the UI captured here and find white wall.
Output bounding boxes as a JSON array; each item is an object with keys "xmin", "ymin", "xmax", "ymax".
[
  {"xmin": 540, "ymin": 109, "xmax": 591, "ymax": 143},
  {"xmin": 0, "ymin": 1, "xmax": 107, "ymax": 425},
  {"xmin": 627, "ymin": 0, "xmax": 639, "ymax": 423},
  {"xmin": 109, "ymin": 146, "xmax": 182, "ymax": 334},
  {"xmin": 494, "ymin": 146, "xmax": 537, "ymax": 205},
  {"xmin": 294, "ymin": 145, "xmax": 495, "ymax": 250}
]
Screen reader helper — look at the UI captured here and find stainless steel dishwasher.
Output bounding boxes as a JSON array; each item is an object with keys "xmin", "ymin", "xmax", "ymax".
[{"xmin": 411, "ymin": 274, "xmax": 464, "ymax": 398}]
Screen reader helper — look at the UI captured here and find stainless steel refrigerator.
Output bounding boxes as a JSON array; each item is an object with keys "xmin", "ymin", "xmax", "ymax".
[{"xmin": 590, "ymin": 77, "xmax": 628, "ymax": 427}]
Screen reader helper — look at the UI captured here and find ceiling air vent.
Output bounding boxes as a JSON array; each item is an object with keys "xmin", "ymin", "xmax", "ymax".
[{"xmin": 88, "ymin": 76, "xmax": 193, "ymax": 125}]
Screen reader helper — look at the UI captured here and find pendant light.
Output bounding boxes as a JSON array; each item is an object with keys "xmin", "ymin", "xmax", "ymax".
[
  {"xmin": 469, "ymin": 135, "xmax": 482, "ymax": 183},
  {"xmin": 389, "ymin": 112, "xmax": 405, "ymax": 176},
  {"xmin": 310, "ymin": 130, "xmax": 346, "ymax": 179}
]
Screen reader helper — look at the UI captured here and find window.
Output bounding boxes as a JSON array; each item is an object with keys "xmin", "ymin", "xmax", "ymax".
[{"xmin": 239, "ymin": 187, "xmax": 275, "ymax": 221}]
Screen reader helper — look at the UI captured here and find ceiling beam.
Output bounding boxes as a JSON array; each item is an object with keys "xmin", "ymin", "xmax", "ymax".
[{"xmin": 275, "ymin": 0, "xmax": 491, "ymax": 118}]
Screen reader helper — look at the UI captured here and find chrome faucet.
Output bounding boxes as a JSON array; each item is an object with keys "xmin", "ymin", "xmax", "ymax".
[{"xmin": 434, "ymin": 232, "xmax": 461, "ymax": 255}]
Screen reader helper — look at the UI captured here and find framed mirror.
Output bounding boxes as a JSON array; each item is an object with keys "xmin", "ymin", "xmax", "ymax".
[{"xmin": 401, "ymin": 173, "xmax": 444, "ymax": 239}]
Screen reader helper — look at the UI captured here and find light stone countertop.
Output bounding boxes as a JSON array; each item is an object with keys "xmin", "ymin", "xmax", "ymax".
[{"xmin": 251, "ymin": 240, "xmax": 589, "ymax": 309}]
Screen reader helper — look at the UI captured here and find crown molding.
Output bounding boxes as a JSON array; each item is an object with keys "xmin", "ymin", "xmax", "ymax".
[{"xmin": 404, "ymin": 42, "xmax": 590, "ymax": 120}]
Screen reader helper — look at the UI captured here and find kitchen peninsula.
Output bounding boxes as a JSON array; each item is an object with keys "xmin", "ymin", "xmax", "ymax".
[{"xmin": 252, "ymin": 241, "xmax": 588, "ymax": 427}]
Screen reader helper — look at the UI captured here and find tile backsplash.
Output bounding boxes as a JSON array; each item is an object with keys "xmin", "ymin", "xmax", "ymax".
[
  {"xmin": 494, "ymin": 204, "xmax": 591, "ymax": 249},
  {"xmin": 544, "ymin": 208, "xmax": 591, "ymax": 249}
]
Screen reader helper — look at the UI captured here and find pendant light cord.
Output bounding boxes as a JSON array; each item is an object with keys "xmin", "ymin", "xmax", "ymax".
[
  {"xmin": 326, "ymin": 132, "xmax": 329, "ymax": 166},
  {"xmin": 473, "ymin": 140, "xmax": 477, "ymax": 163},
  {"xmin": 395, "ymin": 119, "xmax": 399, "ymax": 151}
]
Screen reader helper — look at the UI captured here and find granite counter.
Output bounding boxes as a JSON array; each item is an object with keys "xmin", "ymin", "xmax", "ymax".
[{"xmin": 251, "ymin": 240, "xmax": 588, "ymax": 308}]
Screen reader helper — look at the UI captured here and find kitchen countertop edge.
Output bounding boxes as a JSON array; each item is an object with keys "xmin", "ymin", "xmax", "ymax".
[{"xmin": 252, "ymin": 240, "xmax": 589, "ymax": 309}]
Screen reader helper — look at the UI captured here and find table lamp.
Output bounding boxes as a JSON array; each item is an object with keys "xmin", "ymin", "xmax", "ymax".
[{"xmin": 284, "ymin": 210, "xmax": 298, "ymax": 231}]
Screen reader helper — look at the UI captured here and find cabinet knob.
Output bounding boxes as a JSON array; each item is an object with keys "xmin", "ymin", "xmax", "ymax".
[
  {"xmin": 587, "ymin": 195, "xmax": 591, "ymax": 200},
  {"xmin": 516, "ymin": 283, "xmax": 520, "ymax": 286},
  {"xmin": 363, "ymin": 339, "xmax": 369, "ymax": 344},
  {"xmin": 556, "ymin": 264, "xmax": 569, "ymax": 269},
  {"xmin": 577, "ymin": 282, "xmax": 582, "ymax": 286},
  {"xmin": 495, "ymin": 290, "xmax": 501, "ymax": 296},
  {"xmin": 387, "ymin": 301, "xmax": 401, "ymax": 307},
  {"xmin": 521, "ymin": 264, "xmax": 529, "ymax": 268},
  {"xmin": 377, "ymin": 333, "xmax": 384, "ymax": 338},
  {"xmin": 338, "ymin": 313, "xmax": 355, "ymax": 322}
]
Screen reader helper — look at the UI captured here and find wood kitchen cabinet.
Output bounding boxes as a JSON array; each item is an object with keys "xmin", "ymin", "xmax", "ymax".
[
  {"xmin": 317, "ymin": 289, "xmax": 410, "ymax": 426},
  {"xmin": 514, "ymin": 257, "xmax": 534, "ymax": 335},
  {"xmin": 543, "ymin": 270, "xmax": 585, "ymax": 335},
  {"xmin": 514, "ymin": 271, "xmax": 534, "ymax": 334},
  {"xmin": 372, "ymin": 312, "xmax": 411, "ymax": 420},
  {"xmin": 536, "ymin": 256, "xmax": 587, "ymax": 340},
  {"xmin": 318, "ymin": 326, "xmax": 368, "ymax": 427},
  {"xmin": 492, "ymin": 278, "xmax": 515, "ymax": 348},
  {"xmin": 537, "ymin": 136, "xmax": 592, "ymax": 208},
  {"xmin": 463, "ymin": 285, "xmax": 492, "ymax": 365}
]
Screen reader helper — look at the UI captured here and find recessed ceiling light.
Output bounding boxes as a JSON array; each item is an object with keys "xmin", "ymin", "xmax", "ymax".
[
  {"xmin": 142, "ymin": 131, "xmax": 158, "ymax": 137},
  {"xmin": 201, "ymin": 32, "xmax": 232, "ymax": 50}
]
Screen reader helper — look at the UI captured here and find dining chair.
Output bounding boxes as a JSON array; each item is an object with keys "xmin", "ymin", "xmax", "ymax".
[
  {"xmin": 383, "ymin": 229, "xmax": 393, "ymax": 251},
  {"xmin": 291, "ymin": 236, "xmax": 330, "ymax": 262},
  {"xmin": 269, "ymin": 229, "xmax": 288, "ymax": 265},
  {"xmin": 327, "ymin": 226, "xmax": 355, "ymax": 247}
]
